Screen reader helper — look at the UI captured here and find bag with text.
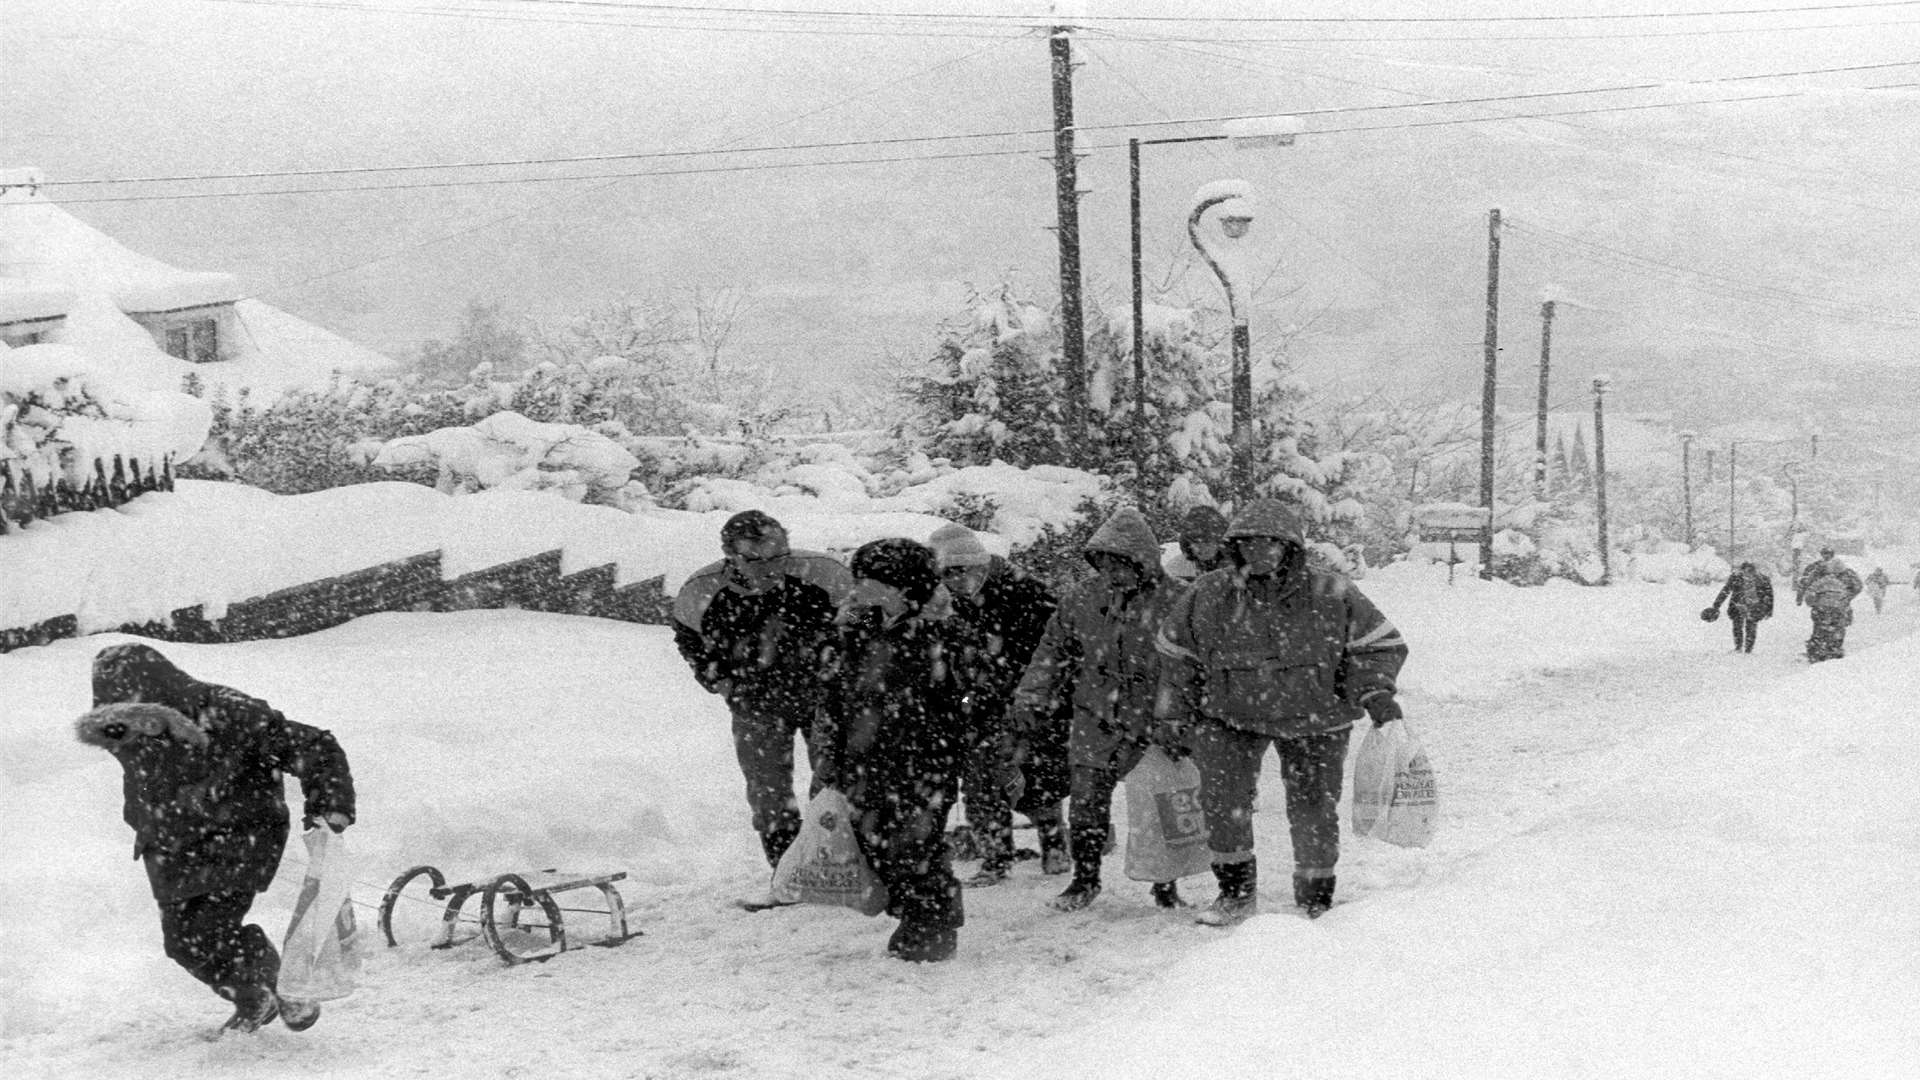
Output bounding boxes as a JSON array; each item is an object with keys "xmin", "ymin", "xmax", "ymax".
[
  {"xmin": 771, "ymin": 788, "xmax": 889, "ymax": 916},
  {"xmin": 1351, "ymin": 719, "xmax": 1438, "ymax": 849},
  {"xmin": 278, "ymin": 828, "xmax": 361, "ymax": 1002},
  {"xmin": 1123, "ymin": 747, "xmax": 1214, "ymax": 882}
]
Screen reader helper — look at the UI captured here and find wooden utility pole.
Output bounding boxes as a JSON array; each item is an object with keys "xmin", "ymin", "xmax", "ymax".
[
  {"xmin": 1050, "ymin": 26, "xmax": 1087, "ymax": 462},
  {"xmin": 1680, "ymin": 433, "xmax": 1695, "ymax": 548},
  {"xmin": 1535, "ymin": 299, "xmax": 1554, "ymax": 497},
  {"xmin": 1728, "ymin": 442, "xmax": 1739, "ymax": 557},
  {"xmin": 1479, "ymin": 209, "xmax": 1502, "ymax": 578},
  {"xmin": 1129, "ymin": 138, "xmax": 1148, "ymax": 485},
  {"xmin": 1593, "ymin": 377, "xmax": 1611, "ymax": 584}
]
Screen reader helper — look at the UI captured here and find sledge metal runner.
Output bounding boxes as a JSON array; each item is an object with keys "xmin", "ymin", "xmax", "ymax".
[{"xmin": 378, "ymin": 865, "xmax": 641, "ymax": 964}]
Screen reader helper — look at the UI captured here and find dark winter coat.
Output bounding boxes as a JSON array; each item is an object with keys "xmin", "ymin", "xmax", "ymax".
[
  {"xmin": 814, "ymin": 601, "xmax": 976, "ymax": 810},
  {"xmin": 1154, "ymin": 500, "xmax": 1408, "ymax": 740},
  {"xmin": 943, "ymin": 556, "xmax": 1057, "ymax": 725},
  {"xmin": 672, "ymin": 550, "xmax": 854, "ymax": 717},
  {"xmin": 1012, "ymin": 508, "xmax": 1184, "ymax": 770},
  {"xmin": 79, "ymin": 644, "xmax": 355, "ymax": 903},
  {"xmin": 1714, "ymin": 566, "xmax": 1775, "ymax": 619}
]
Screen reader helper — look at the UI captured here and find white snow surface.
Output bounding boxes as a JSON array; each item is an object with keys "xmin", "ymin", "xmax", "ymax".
[{"xmin": 1, "ymin": 490, "xmax": 1917, "ymax": 1079}]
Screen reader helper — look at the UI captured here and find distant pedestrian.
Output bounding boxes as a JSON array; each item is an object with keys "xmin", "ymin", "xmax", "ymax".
[
  {"xmin": 927, "ymin": 523, "xmax": 1064, "ymax": 887},
  {"xmin": 1710, "ymin": 561, "xmax": 1774, "ymax": 653},
  {"xmin": 813, "ymin": 538, "xmax": 973, "ymax": 962},
  {"xmin": 1864, "ymin": 567, "xmax": 1890, "ymax": 614},
  {"xmin": 1154, "ymin": 499, "xmax": 1409, "ymax": 924},
  {"xmin": 1013, "ymin": 507, "xmax": 1190, "ymax": 912},
  {"xmin": 1160, "ymin": 504, "xmax": 1230, "ymax": 585},
  {"xmin": 1795, "ymin": 547, "xmax": 1863, "ymax": 662},
  {"xmin": 77, "ymin": 643, "xmax": 355, "ymax": 1035},
  {"xmin": 673, "ymin": 510, "xmax": 853, "ymax": 895}
]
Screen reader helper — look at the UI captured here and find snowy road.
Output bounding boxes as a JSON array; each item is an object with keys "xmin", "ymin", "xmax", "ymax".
[{"xmin": 5, "ymin": 580, "xmax": 1916, "ymax": 1080}]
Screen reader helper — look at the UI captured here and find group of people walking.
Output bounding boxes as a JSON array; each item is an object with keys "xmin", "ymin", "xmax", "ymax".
[
  {"xmin": 672, "ymin": 500, "xmax": 1408, "ymax": 962},
  {"xmin": 1709, "ymin": 546, "xmax": 1875, "ymax": 662}
]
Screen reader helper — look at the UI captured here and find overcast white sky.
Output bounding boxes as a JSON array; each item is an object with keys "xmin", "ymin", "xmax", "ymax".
[{"xmin": 8, "ymin": 0, "xmax": 1920, "ymax": 409}]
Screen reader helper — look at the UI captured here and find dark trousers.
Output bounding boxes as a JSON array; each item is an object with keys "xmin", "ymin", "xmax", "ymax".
[
  {"xmin": 1066, "ymin": 741, "xmax": 1147, "ymax": 878},
  {"xmin": 1190, "ymin": 724, "xmax": 1347, "ymax": 874},
  {"xmin": 1808, "ymin": 609, "xmax": 1850, "ymax": 662},
  {"xmin": 158, "ymin": 889, "xmax": 278, "ymax": 999},
  {"xmin": 1729, "ymin": 612, "xmax": 1759, "ymax": 652},
  {"xmin": 962, "ymin": 722, "xmax": 1019, "ymax": 864},
  {"xmin": 854, "ymin": 781, "xmax": 964, "ymax": 930},
  {"xmin": 730, "ymin": 703, "xmax": 820, "ymax": 865}
]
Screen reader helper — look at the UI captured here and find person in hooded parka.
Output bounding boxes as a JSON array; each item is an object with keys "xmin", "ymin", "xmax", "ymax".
[
  {"xmin": 813, "ymin": 538, "xmax": 976, "ymax": 962},
  {"xmin": 926, "ymin": 522, "xmax": 1064, "ymax": 887},
  {"xmin": 1154, "ymin": 499, "xmax": 1409, "ymax": 925},
  {"xmin": 673, "ymin": 510, "xmax": 854, "ymax": 891},
  {"xmin": 1712, "ymin": 561, "xmax": 1775, "ymax": 653},
  {"xmin": 1011, "ymin": 506, "xmax": 1191, "ymax": 912},
  {"xmin": 75, "ymin": 643, "xmax": 355, "ymax": 1035}
]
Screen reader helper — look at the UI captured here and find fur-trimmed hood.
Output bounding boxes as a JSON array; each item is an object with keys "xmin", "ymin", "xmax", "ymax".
[{"xmin": 74, "ymin": 701, "xmax": 211, "ymax": 754}]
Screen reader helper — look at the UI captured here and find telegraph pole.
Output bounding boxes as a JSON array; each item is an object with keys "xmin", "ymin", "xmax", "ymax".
[
  {"xmin": 1050, "ymin": 25, "xmax": 1088, "ymax": 462},
  {"xmin": 1129, "ymin": 138, "xmax": 1147, "ymax": 483},
  {"xmin": 1680, "ymin": 432, "xmax": 1695, "ymax": 548},
  {"xmin": 1479, "ymin": 209, "xmax": 1502, "ymax": 578},
  {"xmin": 1593, "ymin": 377, "xmax": 1611, "ymax": 584},
  {"xmin": 1535, "ymin": 298, "xmax": 1554, "ymax": 497},
  {"xmin": 1728, "ymin": 441, "xmax": 1739, "ymax": 557}
]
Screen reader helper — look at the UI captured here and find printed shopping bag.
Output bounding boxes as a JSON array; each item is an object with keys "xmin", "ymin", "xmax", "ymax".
[
  {"xmin": 279, "ymin": 828, "xmax": 361, "ymax": 1001},
  {"xmin": 1351, "ymin": 719, "xmax": 1438, "ymax": 849},
  {"xmin": 771, "ymin": 788, "xmax": 889, "ymax": 916},
  {"xmin": 1123, "ymin": 747, "xmax": 1214, "ymax": 882}
]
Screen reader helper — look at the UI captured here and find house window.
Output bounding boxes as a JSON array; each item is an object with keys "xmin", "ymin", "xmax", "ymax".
[{"xmin": 164, "ymin": 318, "xmax": 219, "ymax": 364}]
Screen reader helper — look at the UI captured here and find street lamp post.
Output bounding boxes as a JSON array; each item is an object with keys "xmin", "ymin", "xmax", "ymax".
[
  {"xmin": 1189, "ymin": 182, "xmax": 1257, "ymax": 503},
  {"xmin": 1129, "ymin": 115, "xmax": 1297, "ymax": 497}
]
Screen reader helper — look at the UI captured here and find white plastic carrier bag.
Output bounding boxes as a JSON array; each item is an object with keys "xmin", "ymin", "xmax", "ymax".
[
  {"xmin": 771, "ymin": 788, "xmax": 889, "ymax": 916},
  {"xmin": 279, "ymin": 828, "xmax": 361, "ymax": 1001},
  {"xmin": 1351, "ymin": 718, "xmax": 1438, "ymax": 849},
  {"xmin": 1123, "ymin": 747, "xmax": 1214, "ymax": 882}
]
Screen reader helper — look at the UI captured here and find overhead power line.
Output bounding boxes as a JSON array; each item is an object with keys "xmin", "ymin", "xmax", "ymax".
[
  {"xmin": 48, "ymin": 56, "xmax": 1920, "ymax": 189},
  {"xmin": 480, "ymin": 0, "xmax": 1920, "ymax": 24}
]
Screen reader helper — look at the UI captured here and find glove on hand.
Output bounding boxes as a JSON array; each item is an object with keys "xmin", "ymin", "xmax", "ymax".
[
  {"xmin": 304, "ymin": 812, "xmax": 352, "ymax": 833},
  {"xmin": 1364, "ymin": 694, "xmax": 1403, "ymax": 728}
]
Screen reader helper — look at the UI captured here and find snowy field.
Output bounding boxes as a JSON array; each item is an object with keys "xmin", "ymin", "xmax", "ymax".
[{"xmin": 3, "ymin": 497, "xmax": 1918, "ymax": 1079}]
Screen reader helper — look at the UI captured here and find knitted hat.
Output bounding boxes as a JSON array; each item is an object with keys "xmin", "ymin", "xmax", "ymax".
[
  {"xmin": 928, "ymin": 523, "xmax": 992, "ymax": 570},
  {"xmin": 721, "ymin": 510, "xmax": 788, "ymax": 552},
  {"xmin": 1178, "ymin": 505, "xmax": 1229, "ymax": 545},
  {"xmin": 850, "ymin": 538, "xmax": 940, "ymax": 605}
]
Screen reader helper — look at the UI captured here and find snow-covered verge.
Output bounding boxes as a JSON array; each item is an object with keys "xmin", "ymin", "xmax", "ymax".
[
  {"xmin": 0, "ymin": 470, "xmax": 1111, "ymax": 633},
  {"xmin": 1, "ymin": 524, "xmax": 1915, "ymax": 1079}
]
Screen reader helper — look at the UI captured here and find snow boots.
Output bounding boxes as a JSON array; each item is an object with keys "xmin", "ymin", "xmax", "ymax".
[
  {"xmin": 1294, "ymin": 871, "xmax": 1336, "ymax": 919},
  {"xmin": 963, "ymin": 855, "xmax": 1012, "ymax": 889},
  {"xmin": 217, "ymin": 982, "xmax": 280, "ymax": 1035},
  {"xmin": 1050, "ymin": 821, "xmax": 1108, "ymax": 911},
  {"xmin": 1149, "ymin": 881, "xmax": 1188, "ymax": 909},
  {"xmin": 887, "ymin": 918, "xmax": 958, "ymax": 963},
  {"xmin": 1195, "ymin": 858, "xmax": 1259, "ymax": 927}
]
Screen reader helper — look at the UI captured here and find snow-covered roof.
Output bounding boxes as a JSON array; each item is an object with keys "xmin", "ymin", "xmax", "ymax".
[{"xmin": 0, "ymin": 167, "xmax": 397, "ymax": 400}]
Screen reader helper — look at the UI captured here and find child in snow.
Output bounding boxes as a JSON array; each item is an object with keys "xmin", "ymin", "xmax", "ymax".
[
  {"xmin": 813, "ymin": 539, "xmax": 974, "ymax": 962},
  {"xmin": 76, "ymin": 643, "xmax": 355, "ymax": 1035}
]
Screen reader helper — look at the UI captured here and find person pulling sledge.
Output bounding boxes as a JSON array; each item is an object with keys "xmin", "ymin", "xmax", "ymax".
[{"xmin": 76, "ymin": 643, "xmax": 355, "ymax": 1035}]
